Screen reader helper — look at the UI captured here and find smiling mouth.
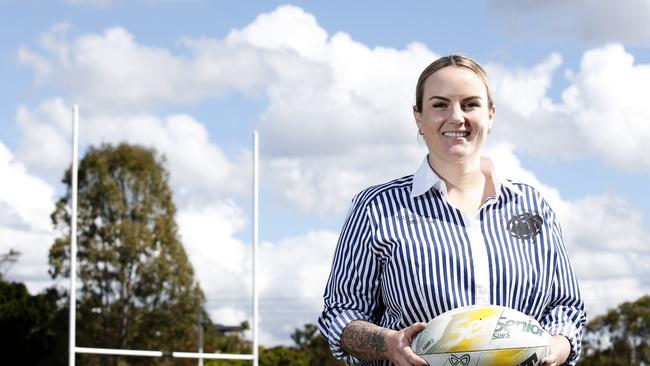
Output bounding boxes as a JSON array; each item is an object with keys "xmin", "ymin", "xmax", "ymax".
[{"xmin": 442, "ymin": 131, "xmax": 470, "ymax": 138}]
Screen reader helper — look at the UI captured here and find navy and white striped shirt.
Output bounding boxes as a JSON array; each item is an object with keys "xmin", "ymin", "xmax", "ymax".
[{"xmin": 318, "ymin": 157, "xmax": 586, "ymax": 365}]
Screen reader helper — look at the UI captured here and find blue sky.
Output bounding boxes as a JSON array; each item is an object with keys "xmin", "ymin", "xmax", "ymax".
[{"xmin": 1, "ymin": 0, "xmax": 650, "ymax": 348}]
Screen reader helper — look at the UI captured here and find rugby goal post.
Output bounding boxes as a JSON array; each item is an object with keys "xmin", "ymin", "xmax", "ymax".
[{"xmin": 68, "ymin": 106, "xmax": 260, "ymax": 366}]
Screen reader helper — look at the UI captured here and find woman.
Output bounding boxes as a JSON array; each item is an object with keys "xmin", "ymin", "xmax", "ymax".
[{"xmin": 318, "ymin": 55, "xmax": 586, "ymax": 366}]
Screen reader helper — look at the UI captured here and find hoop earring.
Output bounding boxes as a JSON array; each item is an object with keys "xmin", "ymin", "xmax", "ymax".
[{"xmin": 418, "ymin": 129, "xmax": 424, "ymax": 136}]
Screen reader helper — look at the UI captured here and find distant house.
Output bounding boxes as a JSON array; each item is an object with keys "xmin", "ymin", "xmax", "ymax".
[{"xmin": 214, "ymin": 322, "xmax": 248, "ymax": 338}]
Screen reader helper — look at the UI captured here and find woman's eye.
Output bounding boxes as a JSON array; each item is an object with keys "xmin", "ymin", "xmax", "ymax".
[{"xmin": 463, "ymin": 102, "xmax": 480, "ymax": 110}]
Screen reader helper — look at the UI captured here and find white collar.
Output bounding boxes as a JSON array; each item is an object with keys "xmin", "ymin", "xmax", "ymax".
[{"xmin": 410, "ymin": 155, "xmax": 523, "ymax": 199}]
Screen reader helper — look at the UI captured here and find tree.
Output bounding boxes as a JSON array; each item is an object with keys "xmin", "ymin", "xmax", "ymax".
[
  {"xmin": 49, "ymin": 143, "xmax": 205, "ymax": 365},
  {"xmin": 579, "ymin": 295, "xmax": 650, "ymax": 365},
  {"xmin": 0, "ymin": 279, "xmax": 68, "ymax": 365},
  {"xmin": 0, "ymin": 248, "xmax": 20, "ymax": 280}
]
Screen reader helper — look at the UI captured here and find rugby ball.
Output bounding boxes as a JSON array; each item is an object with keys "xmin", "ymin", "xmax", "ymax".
[{"xmin": 411, "ymin": 305, "xmax": 549, "ymax": 366}]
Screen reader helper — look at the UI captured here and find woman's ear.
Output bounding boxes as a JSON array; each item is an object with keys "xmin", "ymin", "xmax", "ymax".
[
  {"xmin": 413, "ymin": 105, "xmax": 422, "ymax": 130},
  {"xmin": 488, "ymin": 104, "xmax": 496, "ymax": 132}
]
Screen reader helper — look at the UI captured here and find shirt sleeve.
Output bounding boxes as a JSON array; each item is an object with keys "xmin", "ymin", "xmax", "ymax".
[
  {"xmin": 540, "ymin": 209, "xmax": 587, "ymax": 366},
  {"xmin": 318, "ymin": 192, "xmax": 383, "ymax": 365}
]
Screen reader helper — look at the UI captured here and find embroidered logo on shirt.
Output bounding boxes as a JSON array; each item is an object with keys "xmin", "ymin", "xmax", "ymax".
[
  {"xmin": 507, "ymin": 212, "xmax": 543, "ymax": 240},
  {"xmin": 394, "ymin": 213, "xmax": 435, "ymax": 224}
]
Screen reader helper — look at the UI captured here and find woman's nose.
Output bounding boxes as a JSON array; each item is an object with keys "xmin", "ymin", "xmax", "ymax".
[{"xmin": 449, "ymin": 104, "xmax": 464, "ymax": 124}]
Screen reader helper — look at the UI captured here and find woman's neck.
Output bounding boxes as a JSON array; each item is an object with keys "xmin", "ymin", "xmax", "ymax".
[
  {"xmin": 427, "ymin": 155, "xmax": 485, "ymax": 193},
  {"xmin": 428, "ymin": 155, "xmax": 496, "ymax": 216}
]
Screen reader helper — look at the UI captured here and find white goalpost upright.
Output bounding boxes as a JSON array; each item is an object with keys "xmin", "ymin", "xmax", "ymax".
[
  {"xmin": 252, "ymin": 130, "xmax": 260, "ymax": 366},
  {"xmin": 69, "ymin": 105, "xmax": 79, "ymax": 366},
  {"xmin": 68, "ymin": 106, "xmax": 261, "ymax": 366}
]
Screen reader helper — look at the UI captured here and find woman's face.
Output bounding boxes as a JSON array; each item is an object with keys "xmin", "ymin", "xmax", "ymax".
[{"xmin": 414, "ymin": 66, "xmax": 495, "ymax": 166}]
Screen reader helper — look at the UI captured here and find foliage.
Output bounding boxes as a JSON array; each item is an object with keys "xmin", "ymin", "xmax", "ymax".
[
  {"xmin": 0, "ymin": 280, "xmax": 67, "ymax": 365},
  {"xmin": 206, "ymin": 323, "xmax": 345, "ymax": 366},
  {"xmin": 579, "ymin": 295, "xmax": 650, "ymax": 365},
  {"xmin": 48, "ymin": 143, "xmax": 205, "ymax": 366},
  {"xmin": 0, "ymin": 248, "xmax": 20, "ymax": 279},
  {"xmin": 292, "ymin": 324, "xmax": 347, "ymax": 366},
  {"xmin": 260, "ymin": 346, "xmax": 310, "ymax": 366}
]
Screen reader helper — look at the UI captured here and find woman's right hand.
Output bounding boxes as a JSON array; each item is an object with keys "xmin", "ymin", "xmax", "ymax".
[{"xmin": 341, "ymin": 320, "xmax": 428, "ymax": 365}]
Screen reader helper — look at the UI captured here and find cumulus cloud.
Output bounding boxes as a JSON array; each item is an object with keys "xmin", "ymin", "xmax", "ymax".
[
  {"xmin": 0, "ymin": 142, "xmax": 55, "ymax": 232},
  {"xmin": 488, "ymin": 0, "xmax": 650, "ymax": 46},
  {"xmin": 563, "ymin": 194, "xmax": 650, "ymax": 315},
  {"xmin": 18, "ymin": 24, "xmax": 270, "ymax": 112},
  {"xmin": 561, "ymin": 44, "xmax": 650, "ymax": 169},
  {"xmin": 258, "ymin": 230, "xmax": 340, "ymax": 345},
  {"xmin": 487, "ymin": 53, "xmax": 562, "ymax": 118},
  {"xmin": 15, "ymin": 98, "xmax": 72, "ymax": 179},
  {"xmin": 14, "ymin": 98, "xmax": 250, "ymax": 206},
  {"xmin": 16, "ymin": 6, "xmax": 433, "ymax": 214},
  {"xmin": 493, "ymin": 44, "xmax": 650, "ymax": 169},
  {"xmin": 267, "ymin": 144, "xmax": 423, "ymax": 214},
  {"xmin": 16, "ymin": 6, "xmax": 650, "ymax": 213},
  {"xmin": 0, "ymin": 142, "xmax": 57, "ymax": 292},
  {"xmin": 176, "ymin": 201, "xmax": 250, "ymax": 316},
  {"xmin": 177, "ymin": 201, "xmax": 339, "ymax": 345}
]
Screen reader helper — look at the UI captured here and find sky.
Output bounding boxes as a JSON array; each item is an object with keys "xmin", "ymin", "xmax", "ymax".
[{"xmin": 1, "ymin": 0, "xmax": 650, "ymax": 350}]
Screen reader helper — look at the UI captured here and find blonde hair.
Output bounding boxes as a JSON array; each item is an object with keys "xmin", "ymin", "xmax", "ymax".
[{"xmin": 414, "ymin": 54, "xmax": 494, "ymax": 113}]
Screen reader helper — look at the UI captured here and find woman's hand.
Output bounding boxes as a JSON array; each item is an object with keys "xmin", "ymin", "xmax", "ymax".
[
  {"xmin": 384, "ymin": 322, "xmax": 428, "ymax": 366},
  {"xmin": 540, "ymin": 335, "xmax": 571, "ymax": 365},
  {"xmin": 341, "ymin": 320, "xmax": 428, "ymax": 366}
]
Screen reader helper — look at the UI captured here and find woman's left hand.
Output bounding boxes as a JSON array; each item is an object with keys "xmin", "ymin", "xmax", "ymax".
[{"xmin": 540, "ymin": 335, "xmax": 571, "ymax": 365}]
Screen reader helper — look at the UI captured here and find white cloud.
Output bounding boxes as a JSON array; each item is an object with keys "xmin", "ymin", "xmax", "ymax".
[
  {"xmin": 16, "ymin": 7, "xmax": 434, "ymax": 214},
  {"xmin": 563, "ymin": 194, "xmax": 650, "ymax": 316},
  {"xmin": 567, "ymin": 194, "xmax": 650, "ymax": 252},
  {"xmin": 487, "ymin": 53, "xmax": 562, "ymax": 118},
  {"xmin": 82, "ymin": 112, "xmax": 251, "ymax": 204},
  {"xmin": 209, "ymin": 306, "xmax": 248, "ymax": 328},
  {"xmin": 0, "ymin": 141, "xmax": 57, "ymax": 293},
  {"xmin": 15, "ymin": 98, "xmax": 71, "ymax": 179},
  {"xmin": 489, "ymin": 44, "xmax": 650, "ymax": 170},
  {"xmin": 561, "ymin": 44, "xmax": 650, "ymax": 169},
  {"xmin": 488, "ymin": 0, "xmax": 650, "ymax": 46},
  {"xmin": 0, "ymin": 142, "xmax": 55, "ymax": 232},
  {"xmin": 581, "ymin": 277, "xmax": 649, "ymax": 316},
  {"xmin": 177, "ymin": 200, "xmax": 250, "ymax": 306},
  {"xmin": 17, "ymin": 7, "xmax": 650, "ymax": 215},
  {"xmin": 19, "ymin": 24, "xmax": 270, "ymax": 112},
  {"xmin": 177, "ymin": 200, "xmax": 340, "ymax": 345},
  {"xmin": 266, "ymin": 145, "xmax": 423, "ymax": 214},
  {"xmin": 14, "ymin": 98, "xmax": 249, "ymax": 205},
  {"xmin": 226, "ymin": 5, "xmax": 328, "ymax": 60}
]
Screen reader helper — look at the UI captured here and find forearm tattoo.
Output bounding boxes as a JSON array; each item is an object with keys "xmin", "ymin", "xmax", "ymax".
[{"xmin": 341, "ymin": 320, "xmax": 389, "ymax": 360}]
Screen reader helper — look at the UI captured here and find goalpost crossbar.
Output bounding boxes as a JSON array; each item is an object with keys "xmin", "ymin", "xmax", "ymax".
[{"xmin": 75, "ymin": 347, "xmax": 255, "ymax": 360}]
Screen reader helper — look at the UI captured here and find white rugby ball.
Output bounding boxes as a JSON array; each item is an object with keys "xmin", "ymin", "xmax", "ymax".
[{"xmin": 411, "ymin": 305, "xmax": 549, "ymax": 366}]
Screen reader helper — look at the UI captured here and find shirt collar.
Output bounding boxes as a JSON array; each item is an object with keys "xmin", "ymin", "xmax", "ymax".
[
  {"xmin": 411, "ymin": 156, "xmax": 446, "ymax": 198},
  {"xmin": 410, "ymin": 155, "xmax": 523, "ymax": 199}
]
